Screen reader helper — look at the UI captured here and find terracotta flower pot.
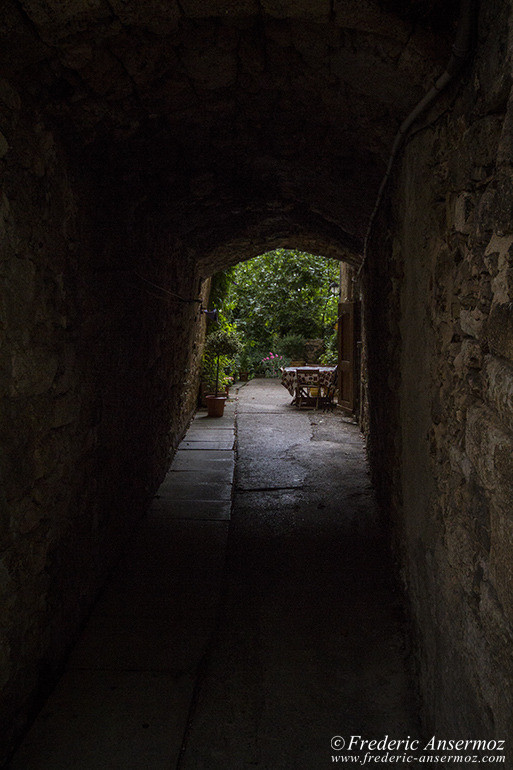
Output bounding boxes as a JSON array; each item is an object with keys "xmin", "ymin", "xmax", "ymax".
[{"xmin": 205, "ymin": 395, "xmax": 226, "ymax": 417}]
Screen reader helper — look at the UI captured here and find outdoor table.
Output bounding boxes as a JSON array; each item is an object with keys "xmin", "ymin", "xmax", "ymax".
[{"xmin": 281, "ymin": 366, "xmax": 337, "ymax": 407}]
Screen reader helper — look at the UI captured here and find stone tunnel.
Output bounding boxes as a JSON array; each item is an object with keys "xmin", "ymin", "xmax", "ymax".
[{"xmin": 1, "ymin": 0, "xmax": 513, "ymax": 762}]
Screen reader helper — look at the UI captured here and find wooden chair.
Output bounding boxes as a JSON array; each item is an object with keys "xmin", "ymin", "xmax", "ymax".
[
  {"xmin": 317, "ymin": 367, "xmax": 338, "ymax": 411},
  {"xmin": 295, "ymin": 368, "xmax": 319, "ymax": 409}
]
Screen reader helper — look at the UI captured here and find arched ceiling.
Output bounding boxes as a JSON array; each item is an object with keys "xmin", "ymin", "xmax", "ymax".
[{"xmin": 1, "ymin": 0, "xmax": 459, "ymax": 268}]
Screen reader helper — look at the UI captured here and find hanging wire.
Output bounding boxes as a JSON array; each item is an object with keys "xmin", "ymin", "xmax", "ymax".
[{"xmin": 133, "ymin": 271, "xmax": 202, "ymax": 303}]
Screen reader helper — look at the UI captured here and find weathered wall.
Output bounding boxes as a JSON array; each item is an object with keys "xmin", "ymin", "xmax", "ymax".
[
  {"xmin": 0, "ymin": 85, "xmax": 206, "ymax": 760},
  {"xmin": 365, "ymin": 0, "xmax": 513, "ymax": 739},
  {"xmin": 3, "ymin": 0, "xmax": 508, "ymax": 759}
]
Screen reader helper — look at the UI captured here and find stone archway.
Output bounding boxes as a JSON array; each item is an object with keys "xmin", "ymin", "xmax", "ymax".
[{"xmin": 3, "ymin": 0, "xmax": 513, "ymax": 761}]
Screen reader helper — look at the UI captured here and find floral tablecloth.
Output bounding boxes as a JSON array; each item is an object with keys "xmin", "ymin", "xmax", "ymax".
[{"xmin": 281, "ymin": 366, "xmax": 337, "ymax": 397}]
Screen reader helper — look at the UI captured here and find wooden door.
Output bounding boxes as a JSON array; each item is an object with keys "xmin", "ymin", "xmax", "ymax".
[{"xmin": 337, "ymin": 301, "xmax": 358, "ymax": 413}]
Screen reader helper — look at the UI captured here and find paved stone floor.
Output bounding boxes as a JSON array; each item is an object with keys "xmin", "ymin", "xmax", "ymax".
[{"xmin": 8, "ymin": 379, "xmax": 419, "ymax": 769}]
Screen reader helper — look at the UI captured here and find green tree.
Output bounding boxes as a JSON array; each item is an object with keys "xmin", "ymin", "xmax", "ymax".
[{"xmin": 222, "ymin": 249, "xmax": 339, "ymax": 351}]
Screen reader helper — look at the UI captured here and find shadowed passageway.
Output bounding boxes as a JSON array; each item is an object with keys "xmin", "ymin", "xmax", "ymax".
[
  {"xmin": 180, "ymin": 379, "xmax": 418, "ymax": 768},
  {"xmin": 2, "ymin": 0, "xmax": 513, "ymax": 757},
  {"xmin": 9, "ymin": 379, "xmax": 417, "ymax": 768}
]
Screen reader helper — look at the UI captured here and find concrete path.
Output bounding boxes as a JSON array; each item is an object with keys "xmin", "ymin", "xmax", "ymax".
[
  {"xmin": 8, "ymin": 379, "xmax": 418, "ymax": 769},
  {"xmin": 179, "ymin": 380, "xmax": 419, "ymax": 768}
]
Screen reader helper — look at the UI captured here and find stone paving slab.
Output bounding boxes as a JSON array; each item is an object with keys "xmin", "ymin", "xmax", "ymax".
[
  {"xmin": 9, "ymin": 670, "xmax": 194, "ymax": 770},
  {"xmin": 179, "ymin": 438, "xmax": 235, "ymax": 450},
  {"xmin": 184, "ymin": 430, "xmax": 235, "ymax": 442},
  {"xmin": 171, "ymin": 451, "xmax": 234, "ymax": 471},
  {"xmin": 150, "ymin": 498, "xmax": 232, "ymax": 520},
  {"xmin": 156, "ymin": 479, "xmax": 232, "ymax": 500},
  {"xmin": 167, "ymin": 467, "xmax": 234, "ymax": 485}
]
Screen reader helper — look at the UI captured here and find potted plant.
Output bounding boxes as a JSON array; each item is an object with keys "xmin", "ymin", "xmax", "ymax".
[{"xmin": 203, "ymin": 329, "xmax": 241, "ymax": 417}]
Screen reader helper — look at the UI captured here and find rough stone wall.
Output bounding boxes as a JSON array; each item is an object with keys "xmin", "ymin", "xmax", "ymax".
[
  {"xmin": 1, "ymin": 0, "xmax": 504, "ymax": 758},
  {"xmin": 0, "ymin": 86, "xmax": 206, "ymax": 761},
  {"xmin": 365, "ymin": 0, "xmax": 513, "ymax": 739}
]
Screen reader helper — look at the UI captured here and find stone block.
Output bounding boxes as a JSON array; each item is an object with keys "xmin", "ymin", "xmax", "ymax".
[
  {"xmin": 448, "ymin": 445, "xmax": 473, "ymax": 481},
  {"xmin": 475, "ymin": 187, "xmax": 497, "ymax": 242},
  {"xmin": 150, "ymin": 498, "xmax": 231, "ymax": 520},
  {"xmin": 180, "ymin": 0, "xmax": 257, "ymax": 16},
  {"xmin": 490, "ymin": 506, "xmax": 513, "ymax": 627},
  {"xmin": 459, "ymin": 306, "xmax": 487, "ymax": 339},
  {"xmin": 453, "ymin": 339, "xmax": 483, "ymax": 373},
  {"xmin": 451, "ymin": 192, "xmax": 475, "ymax": 235},
  {"xmin": 485, "ymin": 302, "xmax": 513, "ymax": 363},
  {"xmin": 10, "ymin": 346, "xmax": 59, "ymax": 397},
  {"xmin": 483, "ymin": 355, "xmax": 513, "ymax": 435},
  {"xmin": 493, "ymin": 173, "xmax": 513, "ymax": 236},
  {"xmin": 483, "ymin": 233, "xmax": 513, "ymax": 280},
  {"xmin": 449, "ymin": 116, "xmax": 502, "ymax": 191},
  {"xmin": 261, "ymin": 0, "xmax": 329, "ymax": 18},
  {"xmin": 444, "ymin": 521, "xmax": 477, "ymax": 585},
  {"xmin": 465, "ymin": 404, "xmax": 513, "ymax": 503}
]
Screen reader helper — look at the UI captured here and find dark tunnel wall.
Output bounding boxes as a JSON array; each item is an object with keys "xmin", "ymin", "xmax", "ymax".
[
  {"xmin": 0, "ymin": 94, "xmax": 207, "ymax": 755},
  {"xmin": 2, "ymin": 0, "xmax": 512, "ymax": 761},
  {"xmin": 364, "ymin": 0, "xmax": 513, "ymax": 739}
]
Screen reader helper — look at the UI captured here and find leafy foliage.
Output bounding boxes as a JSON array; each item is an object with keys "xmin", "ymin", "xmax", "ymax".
[
  {"xmin": 202, "ymin": 329, "xmax": 241, "ymax": 395},
  {"xmin": 319, "ymin": 331, "xmax": 338, "ymax": 365},
  {"xmin": 203, "ymin": 329, "xmax": 242, "ymax": 358},
  {"xmin": 201, "ymin": 354, "xmax": 235, "ymax": 391},
  {"xmin": 208, "ymin": 268, "xmax": 234, "ymax": 313},
  {"xmin": 277, "ymin": 334, "xmax": 306, "ymax": 360},
  {"xmin": 222, "ymin": 249, "xmax": 339, "ymax": 352},
  {"xmin": 204, "ymin": 250, "xmax": 339, "ymax": 383}
]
